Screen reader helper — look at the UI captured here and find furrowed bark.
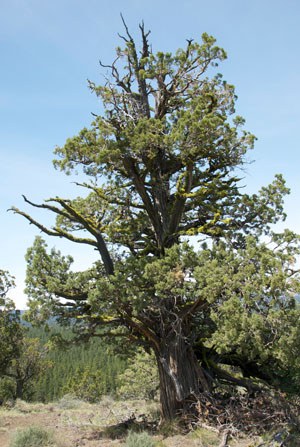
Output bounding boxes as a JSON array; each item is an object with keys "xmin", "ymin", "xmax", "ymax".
[{"xmin": 154, "ymin": 332, "xmax": 211, "ymax": 420}]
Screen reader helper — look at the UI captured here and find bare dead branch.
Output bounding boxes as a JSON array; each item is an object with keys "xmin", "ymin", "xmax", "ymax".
[{"xmin": 119, "ymin": 13, "xmax": 134, "ymax": 43}]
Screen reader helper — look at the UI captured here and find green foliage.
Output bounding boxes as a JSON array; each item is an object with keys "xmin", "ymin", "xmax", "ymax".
[
  {"xmin": 124, "ymin": 431, "xmax": 156, "ymax": 447},
  {"xmin": 0, "ymin": 271, "xmax": 48, "ymax": 400},
  {"xmin": 11, "ymin": 22, "xmax": 300, "ymax": 420},
  {"xmin": 203, "ymin": 235, "xmax": 300, "ymax": 385},
  {"xmin": 117, "ymin": 350, "xmax": 159, "ymax": 400},
  {"xmin": 26, "ymin": 326, "xmax": 126, "ymax": 402},
  {"xmin": 9, "ymin": 337, "xmax": 52, "ymax": 400},
  {"xmin": 9, "ymin": 426, "xmax": 55, "ymax": 447},
  {"xmin": 0, "ymin": 377, "xmax": 15, "ymax": 401},
  {"xmin": 0, "ymin": 269, "xmax": 15, "ymax": 299},
  {"xmin": 63, "ymin": 366, "xmax": 105, "ymax": 402},
  {"xmin": 0, "ymin": 270, "xmax": 24, "ymax": 376}
]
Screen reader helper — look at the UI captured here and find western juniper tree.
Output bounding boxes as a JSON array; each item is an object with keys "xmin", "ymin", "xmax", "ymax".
[{"xmin": 12, "ymin": 21, "xmax": 300, "ymax": 421}]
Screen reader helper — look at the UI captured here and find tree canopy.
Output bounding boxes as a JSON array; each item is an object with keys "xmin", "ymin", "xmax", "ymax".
[
  {"xmin": 0, "ymin": 270, "xmax": 50, "ymax": 400},
  {"xmin": 11, "ymin": 22, "xmax": 300, "ymax": 424}
]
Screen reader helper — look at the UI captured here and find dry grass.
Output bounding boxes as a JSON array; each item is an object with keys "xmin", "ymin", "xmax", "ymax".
[
  {"xmin": 0, "ymin": 397, "xmax": 158, "ymax": 447},
  {"xmin": 0, "ymin": 398, "xmax": 297, "ymax": 447},
  {"xmin": 9, "ymin": 426, "xmax": 57, "ymax": 447}
]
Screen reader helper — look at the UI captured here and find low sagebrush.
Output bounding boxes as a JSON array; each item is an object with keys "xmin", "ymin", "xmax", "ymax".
[
  {"xmin": 10, "ymin": 426, "xmax": 55, "ymax": 447},
  {"xmin": 124, "ymin": 430, "xmax": 156, "ymax": 447}
]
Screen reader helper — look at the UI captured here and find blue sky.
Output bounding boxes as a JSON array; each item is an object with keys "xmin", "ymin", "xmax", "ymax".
[{"xmin": 1, "ymin": 0, "xmax": 300, "ymax": 307}]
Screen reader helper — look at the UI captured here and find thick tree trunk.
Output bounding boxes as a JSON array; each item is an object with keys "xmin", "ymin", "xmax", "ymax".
[
  {"xmin": 15, "ymin": 379, "xmax": 24, "ymax": 400},
  {"xmin": 154, "ymin": 334, "xmax": 211, "ymax": 421}
]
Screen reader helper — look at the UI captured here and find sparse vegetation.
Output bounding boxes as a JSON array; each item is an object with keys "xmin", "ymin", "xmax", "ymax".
[
  {"xmin": 189, "ymin": 427, "xmax": 220, "ymax": 446},
  {"xmin": 56, "ymin": 394, "xmax": 83, "ymax": 410},
  {"xmin": 124, "ymin": 431, "xmax": 156, "ymax": 447},
  {"xmin": 0, "ymin": 399, "xmax": 298, "ymax": 447},
  {"xmin": 9, "ymin": 426, "xmax": 56, "ymax": 447}
]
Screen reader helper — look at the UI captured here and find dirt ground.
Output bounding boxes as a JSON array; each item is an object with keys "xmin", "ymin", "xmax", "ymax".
[{"xmin": 0, "ymin": 398, "xmax": 265, "ymax": 447}]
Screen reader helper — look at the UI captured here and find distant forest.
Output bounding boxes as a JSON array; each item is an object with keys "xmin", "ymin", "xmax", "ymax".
[{"xmin": 24, "ymin": 325, "xmax": 128, "ymax": 402}]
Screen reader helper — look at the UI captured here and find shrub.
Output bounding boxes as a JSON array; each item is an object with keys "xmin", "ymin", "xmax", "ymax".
[
  {"xmin": 189, "ymin": 427, "xmax": 220, "ymax": 446},
  {"xmin": 63, "ymin": 366, "xmax": 106, "ymax": 402},
  {"xmin": 124, "ymin": 431, "xmax": 156, "ymax": 447},
  {"xmin": 0, "ymin": 377, "xmax": 15, "ymax": 402},
  {"xmin": 57, "ymin": 394, "xmax": 83, "ymax": 409},
  {"xmin": 117, "ymin": 350, "xmax": 159, "ymax": 400},
  {"xmin": 13, "ymin": 400, "xmax": 46, "ymax": 413},
  {"xmin": 9, "ymin": 426, "xmax": 55, "ymax": 447},
  {"xmin": 13, "ymin": 399, "xmax": 34, "ymax": 413}
]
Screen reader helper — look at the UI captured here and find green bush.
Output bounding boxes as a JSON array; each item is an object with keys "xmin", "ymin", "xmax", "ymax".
[
  {"xmin": 0, "ymin": 377, "xmax": 15, "ymax": 401},
  {"xmin": 117, "ymin": 350, "xmax": 159, "ymax": 400},
  {"xmin": 63, "ymin": 367, "xmax": 105, "ymax": 402},
  {"xmin": 9, "ymin": 426, "xmax": 55, "ymax": 447},
  {"xmin": 124, "ymin": 431, "xmax": 156, "ymax": 447}
]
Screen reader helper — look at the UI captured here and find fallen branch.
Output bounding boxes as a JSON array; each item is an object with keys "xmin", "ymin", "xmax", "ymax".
[{"xmin": 218, "ymin": 429, "xmax": 229, "ymax": 447}]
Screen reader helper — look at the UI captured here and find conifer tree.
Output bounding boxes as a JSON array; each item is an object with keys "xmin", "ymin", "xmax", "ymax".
[
  {"xmin": 0, "ymin": 271, "xmax": 23, "ymax": 375},
  {"xmin": 12, "ymin": 22, "xmax": 300, "ymax": 421},
  {"xmin": 0, "ymin": 271, "xmax": 50, "ymax": 400}
]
